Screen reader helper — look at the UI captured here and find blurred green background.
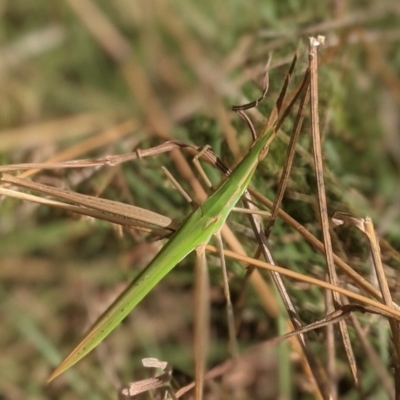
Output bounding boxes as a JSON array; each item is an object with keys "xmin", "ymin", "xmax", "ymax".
[{"xmin": 1, "ymin": 1, "xmax": 399, "ymax": 399}]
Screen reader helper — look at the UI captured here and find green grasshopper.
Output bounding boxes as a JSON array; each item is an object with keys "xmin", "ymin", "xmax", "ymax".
[
  {"xmin": 48, "ymin": 52, "xmax": 301, "ymax": 382},
  {"xmin": 48, "ymin": 124, "xmax": 276, "ymax": 381}
]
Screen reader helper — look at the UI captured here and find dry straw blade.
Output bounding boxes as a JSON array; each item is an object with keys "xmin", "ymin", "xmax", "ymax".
[{"xmin": 1, "ymin": 173, "xmax": 176, "ymax": 232}]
